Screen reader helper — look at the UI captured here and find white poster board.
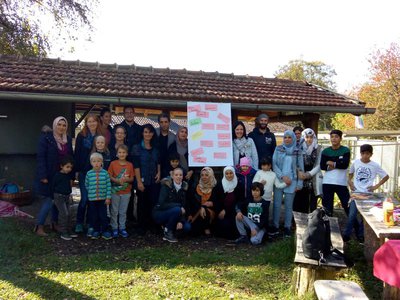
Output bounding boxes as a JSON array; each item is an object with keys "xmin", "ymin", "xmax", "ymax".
[{"xmin": 187, "ymin": 102, "xmax": 233, "ymax": 167}]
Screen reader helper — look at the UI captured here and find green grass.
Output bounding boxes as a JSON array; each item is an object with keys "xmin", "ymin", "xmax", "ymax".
[{"xmin": 0, "ymin": 218, "xmax": 381, "ymax": 299}]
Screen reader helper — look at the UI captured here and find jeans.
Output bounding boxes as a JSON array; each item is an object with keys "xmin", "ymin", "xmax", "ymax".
[
  {"xmin": 153, "ymin": 207, "xmax": 191, "ymax": 232},
  {"xmin": 344, "ymin": 200, "xmax": 364, "ymax": 238},
  {"xmin": 273, "ymin": 188, "xmax": 295, "ymax": 229},
  {"xmin": 110, "ymin": 193, "xmax": 130, "ymax": 230},
  {"xmin": 36, "ymin": 196, "xmax": 58, "ymax": 225},
  {"xmin": 235, "ymin": 216, "xmax": 265, "ymax": 245},
  {"xmin": 322, "ymin": 184, "xmax": 350, "ymax": 216},
  {"xmin": 53, "ymin": 193, "xmax": 70, "ymax": 233},
  {"xmin": 76, "ymin": 172, "xmax": 89, "ymax": 226},
  {"xmin": 88, "ymin": 200, "xmax": 109, "ymax": 233},
  {"xmin": 136, "ymin": 182, "xmax": 160, "ymax": 230}
]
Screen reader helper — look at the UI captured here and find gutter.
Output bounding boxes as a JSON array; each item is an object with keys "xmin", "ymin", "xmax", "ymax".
[{"xmin": 0, "ymin": 91, "xmax": 376, "ymax": 115}]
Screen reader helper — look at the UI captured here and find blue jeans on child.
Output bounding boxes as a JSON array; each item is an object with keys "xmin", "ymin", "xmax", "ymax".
[
  {"xmin": 273, "ymin": 188, "xmax": 295, "ymax": 229},
  {"xmin": 88, "ymin": 200, "xmax": 109, "ymax": 233},
  {"xmin": 76, "ymin": 172, "xmax": 89, "ymax": 226},
  {"xmin": 344, "ymin": 200, "xmax": 364, "ymax": 238},
  {"xmin": 235, "ymin": 216, "xmax": 265, "ymax": 245},
  {"xmin": 153, "ymin": 207, "xmax": 191, "ymax": 233}
]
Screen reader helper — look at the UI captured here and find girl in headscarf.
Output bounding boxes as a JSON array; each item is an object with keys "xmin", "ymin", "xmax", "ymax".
[
  {"xmin": 214, "ymin": 166, "xmax": 244, "ymax": 239},
  {"xmin": 34, "ymin": 116, "xmax": 73, "ymax": 236},
  {"xmin": 168, "ymin": 127, "xmax": 194, "ymax": 183},
  {"xmin": 270, "ymin": 130, "xmax": 304, "ymax": 238},
  {"xmin": 188, "ymin": 167, "xmax": 219, "ymax": 236},
  {"xmin": 293, "ymin": 128, "xmax": 323, "ymax": 213}
]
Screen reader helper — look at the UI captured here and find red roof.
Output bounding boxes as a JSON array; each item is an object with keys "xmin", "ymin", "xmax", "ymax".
[{"xmin": 0, "ymin": 55, "xmax": 369, "ymax": 113}]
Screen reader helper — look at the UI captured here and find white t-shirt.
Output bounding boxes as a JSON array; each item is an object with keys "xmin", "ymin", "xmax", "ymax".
[
  {"xmin": 349, "ymin": 159, "xmax": 388, "ymax": 193},
  {"xmin": 253, "ymin": 170, "xmax": 286, "ymax": 201}
]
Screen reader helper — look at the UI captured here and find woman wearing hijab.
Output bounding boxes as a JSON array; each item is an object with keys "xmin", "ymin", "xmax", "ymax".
[
  {"xmin": 188, "ymin": 167, "xmax": 219, "ymax": 236},
  {"xmin": 232, "ymin": 121, "xmax": 259, "ymax": 169},
  {"xmin": 214, "ymin": 166, "xmax": 244, "ymax": 239},
  {"xmin": 294, "ymin": 128, "xmax": 323, "ymax": 213},
  {"xmin": 34, "ymin": 116, "xmax": 73, "ymax": 236},
  {"xmin": 270, "ymin": 130, "xmax": 304, "ymax": 238},
  {"xmin": 168, "ymin": 127, "xmax": 194, "ymax": 183}
]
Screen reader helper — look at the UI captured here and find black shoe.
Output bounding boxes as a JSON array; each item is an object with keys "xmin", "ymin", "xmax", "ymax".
[
  {"xmin": 268, "ymin": 227, "xmax": 279, "ymax": 237},
  {"xmin": 163, "ymin": 229, "xmax": 178, "ymax": 243},
  {"xmin": 234, "ymin": 235, "xmax": 249, "ymax": 244},
  {"xmin": 283, "ymin": 228, "xmax": 291, "ymax": 238}
]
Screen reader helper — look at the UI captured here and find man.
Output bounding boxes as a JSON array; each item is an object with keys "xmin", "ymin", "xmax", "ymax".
[
  {"xmin": 156, "ymin": 113, "xmax": 176, "ymax": 178},
  {"xmin": 248, "ymin": 113, "xmax": 276, "ymax": 167},
  {"xmin": 118, "ymin": 106, "xmax": 142, "ymax": 150}
]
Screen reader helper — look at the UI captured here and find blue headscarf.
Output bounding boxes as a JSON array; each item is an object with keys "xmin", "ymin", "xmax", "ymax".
[{"xmin": 282, "ymin": 130, "xmax": 296, "ymax": 155}]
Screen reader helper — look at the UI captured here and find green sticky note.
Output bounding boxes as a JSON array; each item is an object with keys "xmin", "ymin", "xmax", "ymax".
[{"xmin": 189, "ymin": 118, "xmax": 202, "ymax": 126}]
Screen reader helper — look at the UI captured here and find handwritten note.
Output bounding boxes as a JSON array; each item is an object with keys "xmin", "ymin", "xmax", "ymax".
[
  {"xmin": 214, "ymin": 152, "xmax": 227, "ymax": 159},
  {"xmin": 205, "ymin": 104, "xmax": 218, "ymax": 111},
  {"xmin": 191, "ymin": 131, "xmax": 204, "ymax": 141},
  {"xmin": 189, "ymin": 118, "xmax": 202, "ymax": 126},
  {"xmin": 190, "ymin": 147, "xmax": 204, "ymax": 157},
  {"xmin": 216, "ymin": 124, "xmax": 229, "ymax": 130},
  {"xmin": 200, "ymin": 140, "xmax": 214, "ymax": 147},
  {"xmin": 188, "ymin": 104, "xmax": 201, "ymax": 112},
  {"xmin": 196, "ymin": 111, "xmax": 209, "ymax": 118},
  {"xmin": 193, "ymin": 157, "xmax": 207, "ymax": 164},
  {"xmin": 201, "ymin": 123, "xmax": 215, "ymax": 130},
  {"xmin": 218, "ymin": 141, "xmax": 231, "ymax": 148},
  {"xmin": 218, "ymin": 133, "xmax": 230, "ymax": 140},
  {"xmin": 217, "ymin": 113, "xmax": 231, "ymax": 124}
]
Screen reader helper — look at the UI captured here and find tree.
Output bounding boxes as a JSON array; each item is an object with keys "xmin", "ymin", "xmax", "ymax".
[
  {"xmin": 0, "ymin": 0, "xmax": 97, "ymax": 56},
  {"xmin": 274, "ymin": 59, "xmax": 337, "ymax": 130}
]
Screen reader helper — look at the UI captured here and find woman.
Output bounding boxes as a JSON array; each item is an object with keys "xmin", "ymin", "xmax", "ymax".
[
  {"xmin": 188, "ymin": 167, "xmax": 219, "ymax": 236},
  {"xmin": 34, "ymin": 116, "xmax": 73, "ymax": 236},
  {"xmin": 109, "ymin": 125, "xmax": 127, "ymax": 161},
  {"xmin": 293, "ymin": 128, "xmax": 323, "ymax": 213},
  {"xmin": 270, "ymin": 130, "xmax": 304, "ymax": 238},
  {"xmin": 131, "ymin": 123, "xmax": 161, "ymax": 234},
  {"xmin": 153, "ymin": 168, "xmax": 191, "ymax": 243},
  {"xmin": 168, "ymin": 126, "xmax": 194, "ymax": 182},
  {"xmin": 232, "ymin": 121, "xmax": 258, "ymax": 169},
  {"xmin": 100, "ymin": 107, "xmax": 113, "ymax": 145},
  {"xmin": 74, "ymin": 113, "xmax": 103, "ymax": 233},
  {"xmin": 214, "ymin": 166, "xmax": 244, "ymax": 239}
]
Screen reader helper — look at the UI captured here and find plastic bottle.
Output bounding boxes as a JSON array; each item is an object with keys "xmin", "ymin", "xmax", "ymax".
[{"xmin": 383, "ymin": 197, "xmax": 395, "ymax": 226}]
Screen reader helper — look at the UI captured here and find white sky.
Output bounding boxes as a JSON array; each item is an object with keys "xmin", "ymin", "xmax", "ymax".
[{"xmin": 51, "ymin": 0, "xmax": 400, "ymax": 93}]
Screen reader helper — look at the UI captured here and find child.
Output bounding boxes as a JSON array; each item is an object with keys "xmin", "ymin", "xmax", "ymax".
[
  {"xmin": 162, "ymin": 152, "xmax": 185, "ymax": 179},
  {"xmin": 344, "ymin": 144, "xmax": 389, "ymax": 242},
  {"xmin": 108, "ymin": 144, "xmax": 135, "ymax": 238},
  {"xmin": 235, "ymin": 157, "xmax": 257, "ymax": 202},
  {"xmin": 52, "ymin": 155, "xmax": 77, "ymax": 241},
  {"xmin": 234, "ymin": 182, "xmax": 269, "ymax": 245},
  {"xmin": 91, "ymin": 135, "xmax": 111, "ymax": 170},
  {"xmin": 85, "ymin": 152, "xmax": 112, "ymax": 240}
]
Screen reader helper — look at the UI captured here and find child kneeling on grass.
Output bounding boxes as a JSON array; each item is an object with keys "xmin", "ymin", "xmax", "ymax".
[
  {"xmin": 234, "ymin": 182, "xmax": 269, "ymax": 245},
  {"xmin": 86, "ymin": 152, "xmax": 112, "ymax": 240}
]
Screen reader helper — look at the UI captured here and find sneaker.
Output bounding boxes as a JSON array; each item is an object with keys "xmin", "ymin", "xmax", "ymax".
[
  {"xmin": 102, "ymin": 231, "xmax": 112, "ymax": 240},
  {"xmin": 112, "ymin": 229, "xmax": 119, "ymax": 238},
  {"xmin": 86, "ymin": 227, "xmax": 94, "ymax": 237},
  {"xmin": 268, "ymin": 227, "xmax": 280, "ymax": 237},
  {"xmin": 69, "ymin": 232, "xmax": 78, "ymax": 238},
  {"xmin": 75, "ymin": 224, "xmax": 84, "ymax": 233},
  {"xmin": 119, "ymin": 229, "xmax": 129, "ymax": 238},
  {"xmin": 342, "ymin": 234, "xmax": 351, "ymax": 243},
  {"xmin": 283, "ymin": 228, "xmax": 291, "ymax": 238},
  {"xmin": 357, "ymin": 236, "xmax": 364, "ymax": 245},
  {"xmin": 60, "ymin": 233, "xmax": 72, "ymax": 241},
  {"xmin": 234, "ymin": 235, "xmax": 249, "ymax": 244},
  {"xmin": 163, "ymin": 229, "xmax": 178, "ymax": 243},
  {"xmin": 91, "ymin": 231, "xmax": 100, "ymax": 239}
]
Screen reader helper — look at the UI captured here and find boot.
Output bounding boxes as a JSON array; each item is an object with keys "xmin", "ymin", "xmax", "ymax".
[{"xmin": 35, "ymin": 225, "xmax": 48, "ymax": 237}]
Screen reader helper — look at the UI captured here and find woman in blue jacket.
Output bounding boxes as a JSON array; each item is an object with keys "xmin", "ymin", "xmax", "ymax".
[{"xmin": 34, "ymin": 116, "xmax": 73, "ymax": 236}]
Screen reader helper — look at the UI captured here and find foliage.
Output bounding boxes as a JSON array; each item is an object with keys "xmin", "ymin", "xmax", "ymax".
[
  {"xmin": 331, "ymin": 113, "xmax": 355, "ymax": 131},
  {"xmin": 0, "ymin": 0, "xmax": 97, "ymax": 56},
  {"xmin": 356, "ymin": 43, "xmax": 400, "ymax": 130}
]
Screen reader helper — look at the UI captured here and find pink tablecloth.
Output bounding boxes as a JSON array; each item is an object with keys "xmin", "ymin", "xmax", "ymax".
[{"xmin": 374, "ymin": 240, "xmax": 400, "ymax": 288}]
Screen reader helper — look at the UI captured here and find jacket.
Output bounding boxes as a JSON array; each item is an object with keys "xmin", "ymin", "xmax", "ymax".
[
  {"xmin": 248, "ymin": 127, "xmax": 276, "ymax": 163},
  {"xmin": 153, "ymin": 177, "xmax": 189, "ymax": 213},
  {"xmin": 232, "ymin": 137, "xmax": 259, "ymax": 169}
]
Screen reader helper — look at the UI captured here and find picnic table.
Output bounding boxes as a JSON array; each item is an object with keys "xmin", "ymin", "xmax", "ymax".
[{"xmin": 355, "ymin": 196, "xmax": 400, "ymax": 262}]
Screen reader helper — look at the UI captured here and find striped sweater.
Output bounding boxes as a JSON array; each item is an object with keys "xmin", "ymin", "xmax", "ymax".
[{"xmin": 85, "ymin": 169, "xmax": 111, "ymax": 201}]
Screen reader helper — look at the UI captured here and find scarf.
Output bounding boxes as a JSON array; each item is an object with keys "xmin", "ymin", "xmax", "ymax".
[
  {"xmin": 222, "ymin": 166, "xmax": 238, "ymax": 193},
  {"xmin": 175, "ymin": 127, "xmax": 188, "ymax": 170},
  {"xmin": 233, "ymin": 137, "xmax": 249, "ymax": 155},
  {"xmin": 302, "ymin": 128, "xmax": 318, "ymax": 155},
  {"xmin": 282, "ymin": 130, "xmax": 296, "ymax": 155},
  {"xmin": 53, "ymin": 116, "xmax": 68, "ymax": 151},
  {"xmin": 197, "ymin": 167, "xmax": 217, "ymax": 194}
]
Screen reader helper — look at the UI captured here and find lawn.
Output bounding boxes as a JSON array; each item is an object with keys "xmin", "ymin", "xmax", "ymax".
[{"xmin": 0, "ymin": 217, "xmax": 382, "ymax": 300}]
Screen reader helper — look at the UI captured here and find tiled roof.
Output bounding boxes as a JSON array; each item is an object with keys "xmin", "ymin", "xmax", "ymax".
[{"xmin": 0, "ymin": 55, "xmax": 367, "ymax": 111}]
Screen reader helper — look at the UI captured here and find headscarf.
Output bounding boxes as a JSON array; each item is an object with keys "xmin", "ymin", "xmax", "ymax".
[
  {"xmin": 302, "ymin": 128, "xmax": 318, "ymax": 155},
  {"xmin": 282, "ymin": 130, "xmax": 297, "ymax": 155},
  {"xmin": 53, "ymin": 116, "xmax": 68, "ymax": 150},
  {"xmin": 198, "ymin": 167, "xmax": 217, "ymax": 194},
  {"xmin": 175, "ymin": 126, "xmax": 188, "ymax": 170},
  {"xmin": 222, "ymin": 166, "xmax": 238, "ymax": 193}
]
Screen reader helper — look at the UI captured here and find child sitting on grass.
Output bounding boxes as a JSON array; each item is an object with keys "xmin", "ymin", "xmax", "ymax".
[{"xmin": 85, "ymin": 152, "xmax": 112, "ymax": 240}]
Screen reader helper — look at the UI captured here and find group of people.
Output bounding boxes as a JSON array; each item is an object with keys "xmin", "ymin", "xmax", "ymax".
[{"xmin": 33, "ymin": 107, "xmax": 389, "ymax": 245}]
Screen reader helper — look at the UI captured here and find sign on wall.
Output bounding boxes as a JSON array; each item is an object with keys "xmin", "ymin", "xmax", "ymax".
[{"xmin": 187, "ymin": 102, "xmax": 233, "ymax": 167}]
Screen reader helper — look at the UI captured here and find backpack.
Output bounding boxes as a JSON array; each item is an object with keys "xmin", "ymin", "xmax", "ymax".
[
  {"xmin": 0, "ymin": 183, "xmax": 20, "ymax": 194},
  {"xmin": 302, "ymin": 207, "xmax": 332, "ymax": 263}
]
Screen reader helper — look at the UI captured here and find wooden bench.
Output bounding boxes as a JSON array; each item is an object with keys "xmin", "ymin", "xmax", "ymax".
[
  {"xmin": 314, "ymin": 280, "xmax": 368, "ymax": 300},
  {"xmin": 292, "ymin": 212, "xmax": 347, "ymax": 296}
]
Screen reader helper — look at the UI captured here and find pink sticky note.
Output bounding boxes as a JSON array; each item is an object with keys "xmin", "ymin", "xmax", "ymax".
[
  {"xmin": 205, "ymin": 104, "xmax": 218, "ymax": 111},
  {"xmin": 201, "ymin": 123, "xmax": 215, "ymax": 130},
  {"xmin": 188, "ymin": 104, "xmax": 201, "ymax": 112},
  {"xmin": 216, "ymin": 124, "xmax": 229, "ymax": 131},
  {"xmin": 190, "ymin": 147, "xmax": 204, "ymax": 157},
  {"xmin": 200, "ymin": 140, "xmax": 214, "ymax": 147},
  {"xmin": 193, "ymin": 157, "xmax": 207, "ymax": 164},
  {"xmin": 218, "ymin": 133, "xmax": 230, "ymax": 140},
  {"xmin": 196, "ymin": 111, "xmax": 209, "ymax": 118},
  {"xmin": 218, "ymin": 141, "xmax": 231, "ymax": 147},
  {"xmin": 217, "ymin": 113, "xmax": 231, "ymax": 124},
  {"xmin": 214, "ymin": 152, "xmax": 227, "ymax": 159}
]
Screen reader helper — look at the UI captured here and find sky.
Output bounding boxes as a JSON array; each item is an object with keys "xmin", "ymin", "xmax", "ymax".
[{"xmin": 51, "ymin": 0, "xmax": 400, "ymax": 94}]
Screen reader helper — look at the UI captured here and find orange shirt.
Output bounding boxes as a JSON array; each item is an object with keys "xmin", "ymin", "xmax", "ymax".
[{"xmin": 108, "ymin": 160, "xmax": 134, "ymax": 195}]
